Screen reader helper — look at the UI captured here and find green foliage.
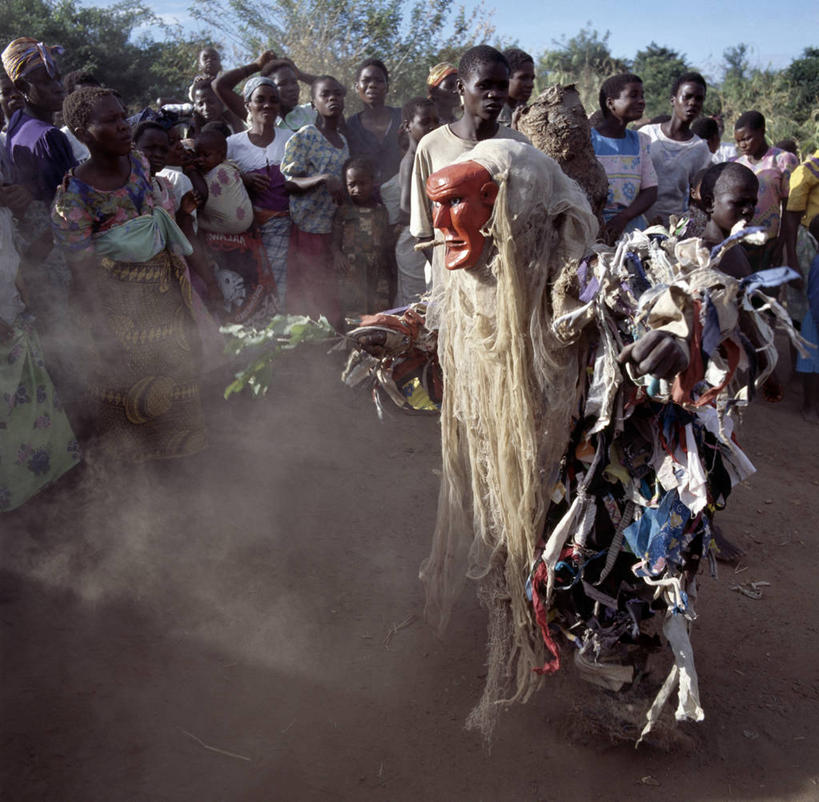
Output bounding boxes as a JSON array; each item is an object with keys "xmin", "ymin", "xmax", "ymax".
[
  {"xmin": 632, "ymin": 42, "xmax": 689, "ymax": 119},
  {"xmin": 713, "ymin": 44, "xmax": 819, "ymax": 154},
  {"xmin": 536, "ymin": 26, "xmax": 626, "ymax": 114},
  {"xmin": 189, "ymin": 0, "xmax": 493, "ymax": 110},
  {"xmin": 222, "ymin": 315, "xmax": 338, "ymax": 398},
  {"xmin": 0, "ymin": 0, "xmax": 211, "ymax": 107},
  {"xmin": 784, "ymin": 47, "xmax": 819, "ymax": 126}
]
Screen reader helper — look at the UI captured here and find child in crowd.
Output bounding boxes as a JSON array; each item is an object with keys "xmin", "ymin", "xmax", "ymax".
[
  {"xmin": 158, "ymin": 123, "xmax": 205, "ymax": 214},
  {"xmin": 133, "ymin": 120, "xmax": 223, "ymax": 315},
  {"xmin": 395, "ymin": 97, "xmax": 439, "ymax": 305},
  {"xmin": 332, "ymin": 157, "xmax": 392, "ymax": 319},
  {"xmin": 699, "ymin": 161, "xmax": 758, "ymax": 279},
  {"xmin": 192, "ymin": 123, "xmax": 278, "ymax": 324},
  {"xmin": 195, "ymin": 127, "xmax": 253, "ymax": 235},
  {"xmin": 796, "ymin": 215, "xmax": 819, "ymax": 423},
  {"xmin": 426, "ymin": 63, "xmax": 459, "ymax": 125},
  {"xmin": 641, "ymin": 72, "xmax": 713, "ymax": 225},
  {"xmin": 410, "ymin": 46, "xmax": 530, "ymax": 289},
  {"xmin": 732, "ymin": 110, "xmax": 799, "ymax": 270},
  {"xmin": 281, "ymin": 75, "xmax": 349, "ymax": 328},
  {"xmin": 691, "ymin": 116, "xmax": 721, "ymax": 161},
  {"xmin": 191, "ymin": 78, "xmax": 244, "ymax": 136},
  {"xmin": 685, "ymin": 167, "xmax": 710, "ymax": 238},
  {"xmin": 591, "ymin": 73, "xmax": 657, "ymax": 243},
  {"xmin": 499, "ymin": 48, "xmax": 535, "ymax": 126}
]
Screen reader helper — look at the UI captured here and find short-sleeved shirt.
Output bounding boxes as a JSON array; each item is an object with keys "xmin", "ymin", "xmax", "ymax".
[
  {"xmin": 590, "ymin": 128, "xmax": 657, "ymax": 222},
  {"xmin": 785, "ymin": 149, "xmax": 819, "ymax": 228},
  {"xmin": 5, "ymin": 110, "xmax": 77, "ymax": 204},
  {"xmin": 281, "ymin": 125, "xmax": 349, "ymax": 234},
  {"xmin": 732, "ymin": 145, "xmax": 799, "ymax": 238},
  {"xmin": 51, "ymin": 152, "xmax": 173, "ymax": 256},
  {"xmin": 158, "ymin": 166, "xmax": 195, "ymax": 213},
  {"xmin": 640, "ymin": 123, "xmax": 713, "ymax": 224},
  {"xmin": 345, "ymin": 107, "xmax": 402, "ymax": 182},
  {"xmin": 226, "ymin": 129, "xmax": 292, "ymax": 213}
]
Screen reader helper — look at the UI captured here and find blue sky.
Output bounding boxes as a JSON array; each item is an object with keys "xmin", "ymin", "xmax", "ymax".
[{"xmin": 142, "ymin": 0, "xmax": 818, "ymax": 78}]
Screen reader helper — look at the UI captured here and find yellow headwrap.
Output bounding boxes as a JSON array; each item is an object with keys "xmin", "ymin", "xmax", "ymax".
[
  {"xmin": 1, "ymin": 37, "xmax": 63, "ymax": 83},
  {"xmin": 426, "ymin": 62, "xmax": 457, "ymax": 89}
]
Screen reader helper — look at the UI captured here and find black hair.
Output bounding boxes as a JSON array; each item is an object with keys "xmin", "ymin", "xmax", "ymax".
[
  {"xmin": 458, "ymin": 45, "xmax": 510, "ymax": 81},
  {"xmin": 401, "ymin": 96, "xmax": 436, "ymax": 125},
  {"xmin": 310, "ymin": 75, "xmax": 344, "ymax": 99},
  {"xmin": 503, "ymin": 47, "xmax": 534, "ymax": 74},
  {"xmin": 691, "ymin": 116, "xmax": 718, "ymax": 140},
  {"xmin": 700, "ymin": 162, "xmax": 758, "ymax": 208},
  {"xmin": 342, "ymin": 155, "xmax": 376, "ymax": 177},
  {"xmin": 62, "ymin": 86, "xmax": 118, "ymax": 134},
  {"xmin": 648, "ymin": 113, "xmax": 671, "ymax": 124},
  {"xmin": 598, "ymin": 73, "xmax": 642, "ymax": 116},
  {"xmin": 734, "ymin": 110, "xmax": 765, "ymax": 132},
  {"xmin": 356, "ymin": 58, "xmax": 389, "ymax": 84},
  {"xmin": 671, "ymin": 71, "xmax": 707, "ymax": 95},
  {"xmin": 191, "ymin": 77, "xmax": 218, "ymax": 96},
  {"xmin": 201, "ymin": 119, "xmax": 231, "ymax": 138},
  {"xmin": 63, "ymin": 70, "xmax": 100, "ymax": 95},
  {"xmin": 774, "ymin": 137, "xmax": 798, "ymax": 156},
  {"xmin": 133, "ymin": 120, "xmax": 168, "ymax": 144}
]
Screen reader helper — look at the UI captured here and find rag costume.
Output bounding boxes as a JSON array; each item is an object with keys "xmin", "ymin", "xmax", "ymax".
[{"xmin": 347, "ymin": 140, "xmax": 805, "ymax": 744}]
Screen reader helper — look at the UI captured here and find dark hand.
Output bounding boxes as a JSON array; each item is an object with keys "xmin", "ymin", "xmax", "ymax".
[
  {"xmin": 603, "ymin": 213, "xmax": 628, "ymax": 246},
  {"xmin": 618, "ymin": 329, "xmax": 689, "ymax": 380},
  {"xmin": 243, "ymin": 172, "xmax": 270, "ymax": 194},
  {"xmin": 0, "ymin": 184, "xmax": 33, "ymax": 216},
  {"xmin": 354, "ymin": 330, "xmax": 387, "ymax": 356},
  {"xmin": 325, "ymin": 174, "xmax": 344, "ymax": 204}
]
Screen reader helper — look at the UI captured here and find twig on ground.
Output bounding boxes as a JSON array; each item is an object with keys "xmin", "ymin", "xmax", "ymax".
[
  {"xmin": 383, "ymin": 614, "xmax": 418, "ymax": 648},
  {"xmin": 180, "ymin": 728, "xmax": 251, "ymax": 762}
]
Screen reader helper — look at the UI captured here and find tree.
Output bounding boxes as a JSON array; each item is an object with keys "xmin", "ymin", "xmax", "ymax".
[
  {"xmin": 632, "ymin": 43, "xmax": 689, "ymax": 118},
  {"xmin": 536, "ymin": 26, "xmax": 627, "ymax": 114},
  {"xmin": 0, "ymin": 0, "xmax": 211, "ymax": 107},
  {"xmin": 188, "ymin": 0, "xmax": 494, "ymax": 110},
  {"xmin": 785, "ymin": 47, "xmax": 819, "ymax": 125}
]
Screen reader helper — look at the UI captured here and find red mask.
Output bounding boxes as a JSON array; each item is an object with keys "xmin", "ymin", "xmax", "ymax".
[{"xmin": 426, "ymin": 161, "xmax": 498, "ymax": 270}]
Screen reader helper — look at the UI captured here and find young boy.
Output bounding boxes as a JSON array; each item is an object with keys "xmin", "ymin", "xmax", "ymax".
[
  {"xmin": 333, "ymin": 157, "xmax": 392, "ymax": 318},
  {"xmin": 699, "ymin": 161, "xmax": 758, "ymax": 279},
  {"xmin": 395, "ymin": 97, "xmax": 439, "ymax": 305},
  {"xmin": 691, "ymin": 116, "xmax": 721, "ymax": 160},
  {"xmin": 410, "ymin": 45, "xmax": 529, "ymax": 288},
  {"xmin": 732, "ymin": 110, "xmax": 799, "ymax": 270},
  {"xmin": 640, "ymin": 72, "xmax": 713, "ymax": 225},
  {"xmin": 499, "ymin": 48, "xmax": 535, "ymax": 126},
  {"xmin": 195, "ymin": 127, "xmax": 253, "ymax": 235}
]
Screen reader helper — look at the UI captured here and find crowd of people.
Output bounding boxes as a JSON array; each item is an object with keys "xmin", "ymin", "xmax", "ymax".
[{"xmin": 0, "ymin": 36, "xmax": 817, "ymax": 518}]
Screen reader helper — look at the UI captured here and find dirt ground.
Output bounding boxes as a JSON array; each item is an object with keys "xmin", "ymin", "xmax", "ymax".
[{"xmin": 1, "ymin": 347, "xmax": 818, "ymax": 801}]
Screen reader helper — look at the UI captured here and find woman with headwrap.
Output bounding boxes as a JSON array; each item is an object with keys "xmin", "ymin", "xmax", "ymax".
[
  {"xmin": 1, "ymin": 38, "xmax": 77, "ymax": 409},
  {"xmin": 426, "ymin": 62, "xmax": 460, "ymax": 125},
  {"xmin": 221, "ymin": 72, "xmax": 295, "ymax": 312},
  {"xmin": 1, "ymin": 38, "xmax": 75, "ymax": 204}
]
